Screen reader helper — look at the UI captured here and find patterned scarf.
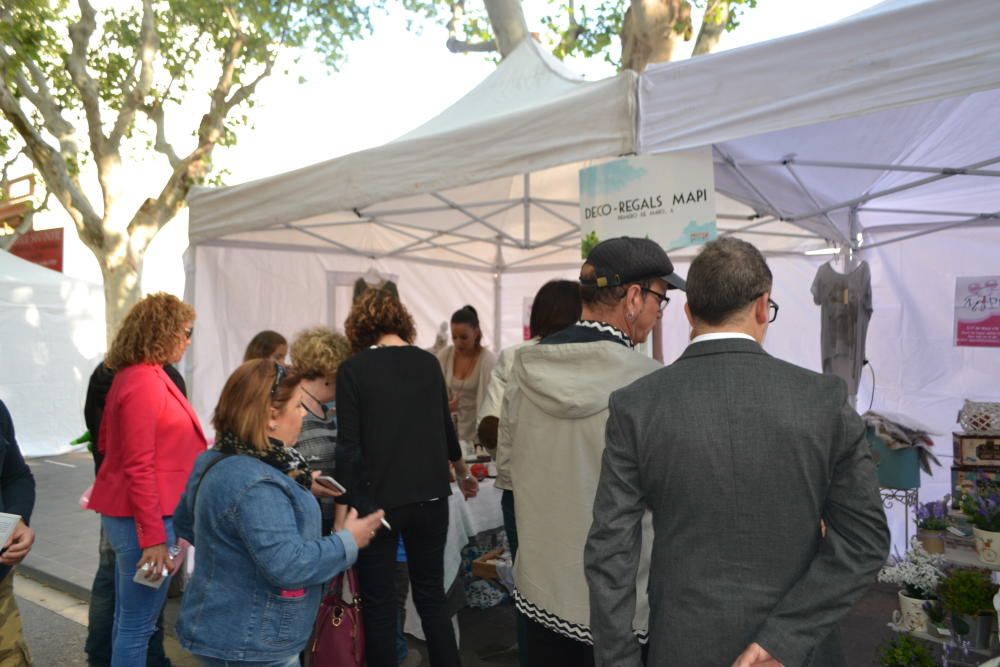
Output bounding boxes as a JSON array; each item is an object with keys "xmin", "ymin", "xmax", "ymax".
[{"xmin": 216, "ymin": 430, "xmax": 313, "ymax": 491}]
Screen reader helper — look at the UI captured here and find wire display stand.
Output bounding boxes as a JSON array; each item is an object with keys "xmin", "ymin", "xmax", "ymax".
[{"xmin": 881, "ymin": 487, "xmax": 919, "ymax": 545}]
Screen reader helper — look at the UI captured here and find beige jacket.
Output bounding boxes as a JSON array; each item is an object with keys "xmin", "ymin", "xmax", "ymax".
[
  {"xmin": 437, "ymin": 345, "xmax": 496, "ymax": 443},
  {"xmin": 502, "ymin": 339, "xmax": 660, "ymax": 642}
]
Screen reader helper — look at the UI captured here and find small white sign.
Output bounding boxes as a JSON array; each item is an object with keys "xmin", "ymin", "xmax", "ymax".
[{"xmin": 579, "ymin": 149, "xmax": 717, "ymax": 255}]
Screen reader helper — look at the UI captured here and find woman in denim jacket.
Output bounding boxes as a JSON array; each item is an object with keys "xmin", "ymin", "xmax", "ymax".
[{"xmin": 174, "ymin": 360, "xmax": 384, "ymax": 667}]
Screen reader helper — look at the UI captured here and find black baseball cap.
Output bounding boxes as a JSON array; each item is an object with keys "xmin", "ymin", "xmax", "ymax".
[{"xmin": 580, "ymin": 237, "xmax": 686, "ymax": 291}]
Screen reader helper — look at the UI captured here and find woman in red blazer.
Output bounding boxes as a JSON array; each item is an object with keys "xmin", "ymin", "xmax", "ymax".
[{"xmin": 88, "ymin": 293, "xmax": 206, "ymax": 667}]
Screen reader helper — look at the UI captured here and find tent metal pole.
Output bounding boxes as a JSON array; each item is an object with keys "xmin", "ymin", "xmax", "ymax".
[
  {"xmin": 370, "ymin": 221, "xmax": 491, "ymax": 256},
  {"xmin": 362, "ymin": 199, "xmax": 519, "ymax": 216},
  {"xmin": 857, "ymin": 217, "xmax": 1000, "ymax": 234},
  {"xmin": 734, "ymin": 157, "xmax": 1000, "ymax": 178},
  {"xmin": 858, "ymin": 206, "xmax": 992, "ymax": 218},
  {"xmin": 532, "ymin": 201, "xmax": 581, "ymax": 231},
  {"xmin": 432, "ymin": 192, "xmax": 522, "ymax": 247},
  {"xmin": 713, "ymin": 146, "xmax": 788, "ymax": 223},
  {"xmin": 494, "ymin": 237, "xmax": 504, "ymax": 352},
  {"xmin": 859, "ymin": 210, "xmax": 1000, "ymax": 250},
  {"xmin": 504, "ymin": 262, "xmax": 582, "ymax": 274},
  {"xmin": 788, "ymin": 155, "xmax": 1000, "ymax": 223},
  {"xmin": 716, "ymin": 227, "xmax": 821, "ymax": 239},
  {"xmin": 530, "ymin": 197, "xmax": 578, "ymax": 207},
  {"xmin": 784, "ymin": 163, "xmax": 850, "ymax": 243},
  {"xmin": 505, "ymin": 242, "xmax": 578, "ymax": 268},
  {"xmin": 380, "ymin": 201, "xmax": 523, "ymax": 257},
  {"xmin": 524, "ymin": 174, "xmax": 531, "ymax": 248},
  {"xmin": 285, "ymin": 223, "xmax": 365, "ymax": 256},
  {"xmin": 198, "ymin": 239, "xmax": 495, "ymax": 273},
  {"xmin": 719, "ymin": 216, "xmax": 780, "ymax": 237}
]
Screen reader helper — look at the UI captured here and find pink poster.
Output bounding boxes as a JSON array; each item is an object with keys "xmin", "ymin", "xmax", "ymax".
[{"xmin": 955, "ymin": 276, "xmax": 1000, "ymax": 347}]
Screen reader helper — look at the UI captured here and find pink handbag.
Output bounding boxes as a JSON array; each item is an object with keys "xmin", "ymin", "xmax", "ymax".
[{"xmin": 308, "ymin": 567, "xmax": 364, "ymax": 667}]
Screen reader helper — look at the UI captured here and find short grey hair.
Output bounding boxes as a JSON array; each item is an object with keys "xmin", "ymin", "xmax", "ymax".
[{"xmin": 686, "ymin": 238, "xmax": 772, "ymax": 325}]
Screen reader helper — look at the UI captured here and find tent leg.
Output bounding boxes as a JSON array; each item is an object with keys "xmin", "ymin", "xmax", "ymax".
[{"xmin": 493, "ymin": 269, "xmax": 502, "ymax": 352}]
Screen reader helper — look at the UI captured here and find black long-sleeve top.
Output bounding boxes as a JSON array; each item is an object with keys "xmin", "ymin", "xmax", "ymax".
[
  {"xmin": 334, "ymin": 346, "xmax": 461, "ymax": 514},
  {"xmin": 0, "ymin": 400, "xmax": 36, "ymax": 582}
]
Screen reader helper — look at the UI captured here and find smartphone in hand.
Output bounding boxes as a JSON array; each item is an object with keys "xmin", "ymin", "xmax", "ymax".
[{"xmin": 315, "ymin": 475, "xmax": 347, "ymax": 494}]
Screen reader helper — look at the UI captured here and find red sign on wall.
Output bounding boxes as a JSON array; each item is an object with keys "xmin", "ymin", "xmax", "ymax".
[{"xmin": 9, "ymin": 227, "xmax": 64, "ymax": 272}]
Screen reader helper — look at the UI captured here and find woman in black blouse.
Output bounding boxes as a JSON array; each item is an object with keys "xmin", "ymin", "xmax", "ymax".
[{"xmin": 336, "ymin": 287, "xmax": 478, "ymax": 667}]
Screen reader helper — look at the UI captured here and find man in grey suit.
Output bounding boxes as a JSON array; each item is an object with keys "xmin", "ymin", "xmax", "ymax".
[{"xmin": 584, "ymin": 237, "xmax": 890, "ymax": 667}]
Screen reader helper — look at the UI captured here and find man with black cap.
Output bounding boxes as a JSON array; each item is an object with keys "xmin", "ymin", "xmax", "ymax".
[
  {"xmin": 500, "ymin": 236, "xmax": 684, "ymax": 666},
  {"xmin": 584, "ymin": 237, "xmax": 889, "ymax": 667}
]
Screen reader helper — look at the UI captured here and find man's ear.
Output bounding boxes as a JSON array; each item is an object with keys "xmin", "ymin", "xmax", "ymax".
[
  {"xmin": 684, "ymin": 302, "xmax": 694, "ymax": 328},
  {"xmin": 754, "ymin": 293, "xmax": 769, "ymax": 325}
]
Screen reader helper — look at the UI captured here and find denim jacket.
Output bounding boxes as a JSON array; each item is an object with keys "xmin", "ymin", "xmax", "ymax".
[{"xmin": 174, "ymin": 451, "xmax": 358, "ymax": 661}]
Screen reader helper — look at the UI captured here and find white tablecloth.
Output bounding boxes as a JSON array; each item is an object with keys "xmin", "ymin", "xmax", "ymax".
[{"xmin": 404, "ymin": 478, "xmax": 503, "ymax": 639}]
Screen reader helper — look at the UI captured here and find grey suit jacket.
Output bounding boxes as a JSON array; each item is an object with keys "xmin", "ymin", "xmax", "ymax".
[{"xmin": 584, "ymin": 338, "xmax": 890, "ymax": 667}]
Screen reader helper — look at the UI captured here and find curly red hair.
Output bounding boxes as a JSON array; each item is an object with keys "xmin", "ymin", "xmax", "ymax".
[
  {"xmin": 105, "ymin": 293, "xmax": 195, "ymax": 370},
  {"xmin": 345, "ymin": 288, "xmax": 416, "ymax": 353}
]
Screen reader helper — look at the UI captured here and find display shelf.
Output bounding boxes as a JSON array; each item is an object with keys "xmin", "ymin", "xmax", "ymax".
[
  {"xmin": 881, "ymin": 487, "xmax": 919, "ymax": 545},
  {"xmin": 887, "ymin": 621, "xmax": 995, "ymax": 659},
  {"xmin": 943, "ymin": 546, "xmax": 1000, "ymax": 572}
]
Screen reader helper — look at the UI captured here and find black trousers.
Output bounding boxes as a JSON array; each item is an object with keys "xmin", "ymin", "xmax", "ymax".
[
  {"xmin": 523, "ymin": 616, "xmax": 594, "ymax": 667},
  {"xmin": 357, "ymin": 498, "xmax": 461, "ymax": 667}
]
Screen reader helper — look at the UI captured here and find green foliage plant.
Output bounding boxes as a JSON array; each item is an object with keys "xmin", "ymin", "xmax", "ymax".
[
  {"xmin": 938, "ymin": 568, "xmax": 997, "ymax": 617},
  {"xmin": 877, "ymin": 635, "xmax": 936, "ymax": 667}
]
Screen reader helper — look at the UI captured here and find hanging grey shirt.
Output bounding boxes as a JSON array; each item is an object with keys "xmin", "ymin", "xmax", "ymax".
[{"xmin": 811, "ymin": 260, "xmax": 873, "ymax": 395}]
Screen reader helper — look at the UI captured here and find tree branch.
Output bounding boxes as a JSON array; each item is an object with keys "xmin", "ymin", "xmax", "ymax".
[
  {"xmin": 0, "ymin": 47, "xmax": 81, "ymax": 163},
  {"xmin": 446, "ymin": 37, "xmax": 498, "ymax": 53},
  {"xmin": 693, "ymin": 0, "xmax": 728, "ymax": 56},
  {"xmin": 67, "ymin": 0, "xmax": 108, "ymax": 159},
  {"xmin": 140, "ymin": 101, "xmax": 181, "ymax": 169},
  {"xmin": 109, "ymin": 0, "xmax": 158, "ymax": 149},
  {"xmin": 0, "ymin": 85, "xmax": 103, "ymax": 248}
]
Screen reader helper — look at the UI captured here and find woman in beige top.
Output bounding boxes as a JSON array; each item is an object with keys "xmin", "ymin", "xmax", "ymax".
[{"xmin": 436, "ymin": 305, "xmax": 496, "ymax": 446}]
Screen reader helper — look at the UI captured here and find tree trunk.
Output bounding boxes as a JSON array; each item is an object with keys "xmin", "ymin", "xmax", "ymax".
[
  {"xmin": 484, "ymin": 0, "xmax": 530, "ymax": 57},
  {"xmin": 98, "ymin": 247, "xmax": 143, "ymax": 343},
  {"xmin": 621, "ymin": 0, "xmax": 691, "ymax": 72}
]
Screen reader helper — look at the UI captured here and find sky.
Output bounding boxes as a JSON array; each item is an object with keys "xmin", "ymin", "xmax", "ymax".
[{"xmin": 38, "ymin": 0, "xmax": 884, "ymax": 292}]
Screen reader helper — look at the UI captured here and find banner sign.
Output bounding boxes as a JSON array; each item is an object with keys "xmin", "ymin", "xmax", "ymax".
[
  {"xmin": 955, "ymin": 276, "xmax": 1000, "ymax": 347},
  {"xmin": 579, "ymin": 149, "xmax": 716, "ymax": 255},
  {"xmin": 9, "ymin": 227, "xmax": 63, "ymax": 273}
]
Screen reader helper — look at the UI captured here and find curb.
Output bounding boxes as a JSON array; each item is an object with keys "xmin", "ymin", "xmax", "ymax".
[{"xmin": 18, "ymin": 563, "xmax": 91, "ymax": 603}]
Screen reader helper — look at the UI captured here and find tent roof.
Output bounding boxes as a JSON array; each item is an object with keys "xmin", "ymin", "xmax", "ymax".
[
  {"xmin": 188, "ymin": 0, "xmax": 1000, "ymax": 268},
  {"xmin": 188, "ymin": 38, "xmax": 636, "ymax": 271},
  {"xmin": 639, "ymin": 0, "xmax": 1000, "ymax": 250}
]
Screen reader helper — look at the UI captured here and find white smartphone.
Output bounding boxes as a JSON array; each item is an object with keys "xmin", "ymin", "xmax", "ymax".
[
  {"xmin": 133, "ymin": 563, "xmax": 169, "ymax": 589},
  {"xmin": 315, "ymin": 475, "xmax": 347, "ymax": 493}
]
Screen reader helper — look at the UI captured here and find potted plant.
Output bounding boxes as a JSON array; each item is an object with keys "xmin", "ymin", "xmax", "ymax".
[
  {"xmin": 878, "ymin": 538, "xmax": 945, "ymax": 633},
  {"xmin": 914, "ymin": 497, "xmax": 950, "ymax": 554},
  {"xmin": 877, "ymin": 635, "xmax": 936, "ymax": 667},
  {"xmin": 956, "ymin": 491, "xmax": 1000, "ymax": 564},
  {"xmin": 921, "ymin": 599, "xmax": 950, "ymax": 639},
  {"xmin": 937, "ymin": 567, "xmax": 998, "ymax": 650}
]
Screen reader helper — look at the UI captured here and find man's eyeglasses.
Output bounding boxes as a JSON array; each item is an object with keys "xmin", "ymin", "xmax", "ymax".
[
  {"xmin": 271, "ymin": 363, "xmax": 287, "ymax": 398},
  {"xmin": 641, "ymin": 287, "xmax": 670, "ymax": 313},
  {"xmin": 751, "ymin": 293, "xmax": 779, "ymax": 323}
]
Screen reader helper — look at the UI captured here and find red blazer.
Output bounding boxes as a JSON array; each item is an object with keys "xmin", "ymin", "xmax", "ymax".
[{"xmin": 89, "ymin": 363, "xmax": 206, "ymax": 548}]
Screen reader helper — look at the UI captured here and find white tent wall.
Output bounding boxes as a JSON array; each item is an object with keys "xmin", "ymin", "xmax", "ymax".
[
  {"xmin": 187, "ymin": 244, "xmax": 494, "ymax": 438},
  {"xmin": 0, "ymin": 252, "xmax": 106, "ymax": 457}
]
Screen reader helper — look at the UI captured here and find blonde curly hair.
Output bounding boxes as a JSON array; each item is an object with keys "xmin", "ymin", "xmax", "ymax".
[
  {"xmin": 105, "ymin": 293, "xmax": 195, "ymax": 370},
  {"xmin": 290, "ymin": 327, "xmax": 351, "ymax": 380}
]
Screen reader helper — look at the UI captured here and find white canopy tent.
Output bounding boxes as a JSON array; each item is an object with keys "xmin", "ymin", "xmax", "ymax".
[
  {"xmin": 0, "ymin": 251, "xmax": 105, "ymax": 457},
  {"xmin": 186, "ymin": 0, "xmax": 1000, "ymax": 540}
]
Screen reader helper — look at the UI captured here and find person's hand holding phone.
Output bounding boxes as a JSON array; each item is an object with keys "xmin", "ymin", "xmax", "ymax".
[
  {"xmin": 310, "ymin": 471, "xmax": 344, "ymax": 498},
  {"xmin": 136, "ymin": 543, "xmax": 175, "ymax": 583},
  {"xmin": 344, "ymin": 508, "xmax": 386, "ymax": 549}
]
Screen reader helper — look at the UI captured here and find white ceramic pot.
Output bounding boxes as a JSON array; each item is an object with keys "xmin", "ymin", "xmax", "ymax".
[
  {"xmin": 892, "ymin": 591, "xmax": 930, "ymax": 633},
  {"xmin": 974, "ymin": 526, "xmax": 1000, "ymax": 564}
]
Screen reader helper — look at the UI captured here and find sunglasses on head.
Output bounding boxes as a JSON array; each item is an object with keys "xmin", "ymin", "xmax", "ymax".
[{"xmin": 271, "ymin": 363, "xmax": 287, "ymax": 397}]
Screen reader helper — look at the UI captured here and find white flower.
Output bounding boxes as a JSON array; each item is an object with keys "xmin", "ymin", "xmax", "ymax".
[{"xmin": 878, "ymin": 537, "xmax": 946, "ymax": 599}]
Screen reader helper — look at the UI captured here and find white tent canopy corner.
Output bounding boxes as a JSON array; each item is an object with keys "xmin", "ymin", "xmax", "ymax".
[{"xmin": 0, "ymin": 250, "xmax": 106, "ymax": 457}]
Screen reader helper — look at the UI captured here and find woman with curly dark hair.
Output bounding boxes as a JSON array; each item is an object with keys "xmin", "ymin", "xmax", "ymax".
[
  {"xmin": 88, "ymin": 293, "xmax": 206, "ymax": 667},
  {"xmin": 336, "ymin": 288, "xmax": 478, "ymax": 667}
]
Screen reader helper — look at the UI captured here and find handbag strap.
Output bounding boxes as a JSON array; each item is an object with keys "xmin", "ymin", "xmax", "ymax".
[{"xmin": 190, "ymin": 453, "xmax": 235, "ymax": 525}]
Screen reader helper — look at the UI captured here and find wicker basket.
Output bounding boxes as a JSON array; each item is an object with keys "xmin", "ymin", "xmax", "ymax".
[{"xmin": 959, "ymin": 400, "xmax": 1000, "ymax": 435}]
